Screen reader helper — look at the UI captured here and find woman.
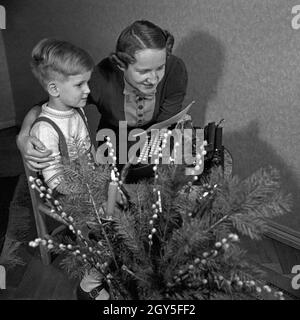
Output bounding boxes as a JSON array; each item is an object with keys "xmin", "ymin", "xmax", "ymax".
[{"xmin": 17, "ymin": 20, "xmax": 188, "ymax": 176}]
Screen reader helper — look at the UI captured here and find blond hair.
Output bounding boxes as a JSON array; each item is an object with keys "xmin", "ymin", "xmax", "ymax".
[{"xmin": 31, "ymin": 38, "xmax": 94, "ymax": 88}]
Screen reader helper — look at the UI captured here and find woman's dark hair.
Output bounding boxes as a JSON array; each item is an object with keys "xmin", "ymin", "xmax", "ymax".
[{"xmin": 110, "ymin": 20, "xmax": 174, "ymax": 68}]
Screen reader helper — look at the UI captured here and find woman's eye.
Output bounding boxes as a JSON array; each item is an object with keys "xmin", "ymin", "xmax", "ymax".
[{"xmin": 157, "ymin": 65, "xmax": 165, "ymax": 72}]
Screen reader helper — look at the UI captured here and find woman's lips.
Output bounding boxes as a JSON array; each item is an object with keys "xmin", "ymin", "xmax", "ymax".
[{"xmin": 142, "ymin": 83, "xmax": 156, "ymax": 88}]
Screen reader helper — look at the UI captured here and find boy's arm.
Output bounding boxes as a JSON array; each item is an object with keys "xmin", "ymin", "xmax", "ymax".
[
  {"xmin": 16, "ymin": 105, "xmax": 54, "ymax": 170},
  {"xmin": 30, "ymin": 121, "xmax": 64, "ymax": 190}
]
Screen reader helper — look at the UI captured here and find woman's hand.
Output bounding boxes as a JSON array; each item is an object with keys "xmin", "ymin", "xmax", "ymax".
[{"xmin": 17, "ymin": 134, "xmax": 54, "ymax": 171}]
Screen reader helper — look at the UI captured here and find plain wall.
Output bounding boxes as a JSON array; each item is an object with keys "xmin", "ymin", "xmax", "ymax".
[
  {"xmin": 0, "ymin": 30, "xmax": 15, "ymax": 129},
  {"xmin": 2, "ymin": 0, "xmax": 300, "ymax": 230}
]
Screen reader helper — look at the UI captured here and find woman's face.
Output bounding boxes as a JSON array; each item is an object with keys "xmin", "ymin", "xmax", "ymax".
[{"xmin": 123, "ymin": 48, "xmax": 166, "ymax": 95}]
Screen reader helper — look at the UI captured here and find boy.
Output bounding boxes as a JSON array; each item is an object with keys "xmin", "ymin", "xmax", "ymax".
[
  {"xmin": 30, "ymin": 38, "xmax": 109, "ymax": 300},
  {"xmin": 30, "ymin": 38, "xmax": 95, "ymax": 192}
]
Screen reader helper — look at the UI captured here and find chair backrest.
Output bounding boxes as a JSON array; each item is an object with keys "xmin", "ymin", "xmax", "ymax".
[
  {"xmin": 22, "ymin": 160, "xmax": 68, "ymax": 262},
  {"xmin": 22, "ymin": 159, "xmax": 51, "ymax": 265}
]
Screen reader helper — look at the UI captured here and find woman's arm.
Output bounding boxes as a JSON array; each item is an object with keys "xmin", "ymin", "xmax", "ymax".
[{"xmin": 16, "ymin": 105, "xmax": 54, "ymax": 170}]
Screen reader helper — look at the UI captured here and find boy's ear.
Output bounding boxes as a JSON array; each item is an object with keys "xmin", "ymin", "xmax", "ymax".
[{"xmin": 47, "ymin": 81, "xmax": 59, "ymax": 97}]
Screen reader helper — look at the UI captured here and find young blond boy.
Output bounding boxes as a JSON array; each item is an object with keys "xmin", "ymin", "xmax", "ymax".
[
  {"xmin": 30, "ymin": 39, "xmax": 109, "ymax": 300},
  {"xmin": 30, "ymin": 38, "xmax": 94, "ymax": 192}
]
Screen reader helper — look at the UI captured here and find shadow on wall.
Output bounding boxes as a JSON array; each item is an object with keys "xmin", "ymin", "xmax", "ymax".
[
  {"xmin": 175, "ymin": 31, "xmax": 225, "ymax": 127},
  {"xmin": 224, "ymin": 120, "xmax": 300, "ymax": 231}
]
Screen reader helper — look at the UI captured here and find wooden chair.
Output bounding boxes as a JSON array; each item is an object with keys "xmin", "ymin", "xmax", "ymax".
[{"xmin": 23, "ymin": 159, "xmax": 66, "ymax": 265}]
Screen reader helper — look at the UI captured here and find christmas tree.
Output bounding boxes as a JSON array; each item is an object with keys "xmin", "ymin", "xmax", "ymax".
[{"xmin": 28, "ymin": 135, "xmax": 292, "ymax": 300}]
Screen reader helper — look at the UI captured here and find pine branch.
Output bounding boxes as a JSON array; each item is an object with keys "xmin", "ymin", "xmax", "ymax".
[
  {"xmin": 113, "ymin": 210, "xmax": 141, "ymax": 257},
  {"xmin": 25, "ymin": 146, "xmax": 290, "ymax": 300},
  {"xmin": 85, "ymin": 183, "xmax": 119, "ymax": 270},
  {"xmin": 0, "ymin": 237, "xmax": 26, "ymax": 269}
]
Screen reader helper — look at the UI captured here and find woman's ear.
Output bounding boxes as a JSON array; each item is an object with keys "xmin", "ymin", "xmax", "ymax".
[
  {"xmin": 47, "ymin": 81, "xmax": 59, "ymax": 97},
  {"xmin": 110, "ymin": 53, "xmax": 126, "ymax": 71},
  {"xmin": 117, "ymin": 65, "xmax": 125, "ymax": 72}
]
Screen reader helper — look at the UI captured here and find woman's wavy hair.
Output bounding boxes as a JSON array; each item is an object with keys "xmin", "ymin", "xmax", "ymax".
[{"xmin": 110, "ymin": 20, "xmax": 174, "ymax": 69}]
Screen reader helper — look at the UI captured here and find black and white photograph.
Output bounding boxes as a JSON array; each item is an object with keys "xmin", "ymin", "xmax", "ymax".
[{"xmin": 0, "ymin": 0, "xmax": 299, "ymax": 310}]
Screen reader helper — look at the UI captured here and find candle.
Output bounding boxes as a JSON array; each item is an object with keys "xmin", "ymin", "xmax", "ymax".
[
  {"xmin": 215, "ymin": 127, "xmax": 222, "ymax": 150},
  {"xmin": 207, "ymin": 122, "xmax": 215, "ymax": 150},
  {"xmin": 111, "ymin": 170, "xmax": 116, "ymax": 182},
  {"xmin": 106, "ymin": 170, "xmax": 118, "ymax": 215}
]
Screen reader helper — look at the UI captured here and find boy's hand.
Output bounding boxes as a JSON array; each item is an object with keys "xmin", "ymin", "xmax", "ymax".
[{"xmin": 17, "ymin": 135, "xmax": 54, "ymax": 171}]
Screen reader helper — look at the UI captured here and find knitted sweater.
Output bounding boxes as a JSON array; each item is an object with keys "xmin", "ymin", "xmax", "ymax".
[{"xmin": 30, "ymin": 104, "xmax": 92, "ymax": 189}]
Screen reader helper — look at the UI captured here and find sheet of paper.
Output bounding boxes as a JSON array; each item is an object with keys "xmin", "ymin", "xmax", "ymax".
[{"xmin": 133, "ymin": 100, "xmax": 195, "ymax": 137}]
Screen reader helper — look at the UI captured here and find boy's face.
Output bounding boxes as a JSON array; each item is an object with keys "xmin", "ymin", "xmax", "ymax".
[
  {"xmin": 123, "ymin": 48, "xmax": 166, "ymax": 95},
  {"xmin": 55, "ymin": 71, "xmax": 91, "ymax": 109}
]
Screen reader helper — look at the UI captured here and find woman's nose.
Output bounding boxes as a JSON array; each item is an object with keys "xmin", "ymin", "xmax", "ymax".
[{"xmin": 147, "ymin": 71, "xmax": 158, "ymax": 84}]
